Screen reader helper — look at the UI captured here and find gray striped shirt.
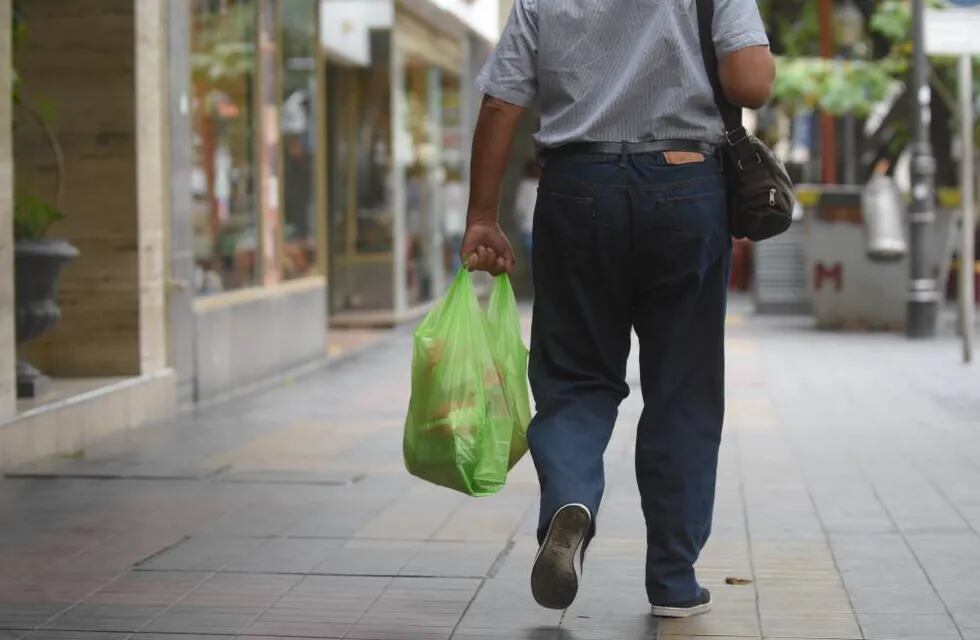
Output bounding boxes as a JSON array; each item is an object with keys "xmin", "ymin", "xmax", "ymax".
[{"xmin": 476, "ymin": 0, "xmax": 769, "ymax": 148}]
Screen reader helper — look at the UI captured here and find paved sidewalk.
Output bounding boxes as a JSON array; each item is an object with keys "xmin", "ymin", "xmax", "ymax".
[{"xmin": 2, "ymin": 303, "xmax": 980, "ymax": 640}]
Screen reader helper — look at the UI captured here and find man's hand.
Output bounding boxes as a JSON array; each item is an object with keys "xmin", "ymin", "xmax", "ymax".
[
  {"xmin": 460, "ymin": 94, "xmax": 525, "ymax": 277},
  {"xmin": 460, "ymin": 221, "xmax": 515, "ymax": 276}
]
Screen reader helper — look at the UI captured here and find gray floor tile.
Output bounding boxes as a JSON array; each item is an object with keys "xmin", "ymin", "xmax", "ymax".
[
  {"xmin": 0, "ymin": 605, "xmax": 66, "ymax": 631},
  {"xmin": 6, "ymin": 306, "xmax": 980, "ymax": 640},
  {"xmin": 858, "ymin": 612, "xmax": 961, "ymax": 640}
]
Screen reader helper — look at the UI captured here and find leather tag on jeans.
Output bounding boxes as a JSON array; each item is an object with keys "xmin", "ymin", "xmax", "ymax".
[{"xmin": 664, "ymin": 151, "xmax": 705, "ymax": 165}]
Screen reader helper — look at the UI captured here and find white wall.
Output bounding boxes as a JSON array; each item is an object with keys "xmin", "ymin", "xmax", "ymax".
[
  {"xmin": 425, "ymin": 0, "xmax": 500, "ymax": 41},
  {"xmin": 320, "ymin": 0, "xmax": 502, "ymax": 53},
  {"xmin": 498, "ymin": 0, "xmax": 513, "ymax": 34},
  {"xmin": 320, "ymin": 0, "xmax": 394, "ymax": 67}
]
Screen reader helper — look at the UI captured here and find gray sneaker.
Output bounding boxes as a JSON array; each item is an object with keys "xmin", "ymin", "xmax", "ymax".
[
  {"xmin": 651, "ymin": 587, "xmax": 712, "ymax": 618},
  {"xmin": 531, "ymin": 503, "xmax": 591, "ymax": 610}
]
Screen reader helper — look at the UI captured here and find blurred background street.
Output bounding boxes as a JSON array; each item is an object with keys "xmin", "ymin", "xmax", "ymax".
[{"xmin": 3, "ymin": 0, "xmax": 980, "ymax": 638}]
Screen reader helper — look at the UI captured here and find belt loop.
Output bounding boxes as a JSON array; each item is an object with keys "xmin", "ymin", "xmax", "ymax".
[{"xmin": 619, "ymin": 141, "xmax": 628, "ymax": 168}]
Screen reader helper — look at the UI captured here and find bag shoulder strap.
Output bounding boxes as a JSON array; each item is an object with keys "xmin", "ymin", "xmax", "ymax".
[{"xmin": 695, "ymin": 0, "xmax": 744, "ymax": 140}]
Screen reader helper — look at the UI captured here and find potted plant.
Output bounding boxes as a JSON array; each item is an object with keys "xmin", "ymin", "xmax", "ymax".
[
  {"xmin": 14, "ymin": 198, "xmax": 78, "ymax": 398},
  {"xmin": 12, "ymin": 3, "xmax": 78, "ymax": 398}
]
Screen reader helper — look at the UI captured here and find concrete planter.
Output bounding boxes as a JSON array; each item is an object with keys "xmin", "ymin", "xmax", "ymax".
[
  {"xmin": 14, "ymin": 238, "xmax": 79, "ymax": 398},
  {"xmin": 799, "ymin": 185, "xmax": 958, "ymax": 331}
]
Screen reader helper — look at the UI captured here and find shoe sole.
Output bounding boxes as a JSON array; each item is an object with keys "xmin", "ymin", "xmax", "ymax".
[
  {"xmin": 531, "ymin": 504, "xmax": 590, "ymax": 610},
  {"xmin": 650, "ymin": 599, "xmax": 712, "ymax": 618}
]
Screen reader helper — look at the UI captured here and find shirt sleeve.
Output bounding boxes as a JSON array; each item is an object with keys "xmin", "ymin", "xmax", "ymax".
[
  {"xmin": 712, "ymin": 0, "xmax": 769, "ymax": 58},
  {"xmin": 475, "ymin": 0, "xmax": 538, "ymax": 106}
]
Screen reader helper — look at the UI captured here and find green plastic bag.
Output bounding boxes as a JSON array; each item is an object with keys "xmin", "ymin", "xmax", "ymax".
[{"xmin": 404, "ymin": 269, "xmax": 531, "ymax": 496}]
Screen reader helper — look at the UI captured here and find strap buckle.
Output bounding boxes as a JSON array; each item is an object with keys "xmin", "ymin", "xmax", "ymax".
[
  {"xmin": 726, "ymin": 127, "xmax": 761, "ymax": 171},
  {"xmin": 725, "ymin": 127, "xmax": 750, "ymax": 146}
]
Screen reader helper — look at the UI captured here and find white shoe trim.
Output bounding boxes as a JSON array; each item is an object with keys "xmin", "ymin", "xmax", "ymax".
[
  {"xmin": 532, "ymin": 503, "xmax": 591, "ymax": 571},
  {"xmin": 531, "ymin": 503, "xmax": 592, "ymax": 610},
  {"xmin": 650, "ymin": 597, "xmax": 712, "ymax": 618}
]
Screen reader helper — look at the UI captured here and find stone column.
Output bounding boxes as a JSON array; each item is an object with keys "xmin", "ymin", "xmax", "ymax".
[
  {"xmin": 166, "ymin": 0, "xmax": 196, "ymax": 404},
  {"xmin": 0, "ymin": 0, "xmax": 15, "ymax": 420},
  {"xmin": 136, "ymin": 0, "xmax": 169, "ymax": 374}
]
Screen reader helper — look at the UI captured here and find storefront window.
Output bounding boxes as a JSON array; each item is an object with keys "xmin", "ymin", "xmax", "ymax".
[
  {"xmin": 190, "ymin": 0, "xmax": 258, "ymax": 294},
  {"xmin": 402, "ymin": 62, "xmax": 462, "ymax": 304},
  {"xmin": 327, "ymin": 32, "xmax": 395, "ymax": 312},
  {"xmin": 280, "ymin": 0, "xmax": 319, "ymax": 280},
  {"xmin": 403, "ymin": 60, "xmax": 438, "ymax": 306},
  {"xmin": 440, "ymin": 73, "xmax": 464, "ymax": 274}
]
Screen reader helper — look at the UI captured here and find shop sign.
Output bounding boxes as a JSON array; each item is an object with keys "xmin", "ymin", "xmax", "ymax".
[{"xmin": 925, "ymin": 8, "xmax": 980, "ymax": 55}]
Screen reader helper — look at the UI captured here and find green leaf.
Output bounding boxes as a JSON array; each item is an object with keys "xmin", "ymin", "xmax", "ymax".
[
  {"xmin": 13, "ymin": 194, "xmax": 64, "ymax": 241},
  {"xmin": 869, "ymin": 0, "xmax": 909, "ymax": 42},
  {"xmin": 36, "ymin": 97, "xmax": 58, "ymax": 129}
]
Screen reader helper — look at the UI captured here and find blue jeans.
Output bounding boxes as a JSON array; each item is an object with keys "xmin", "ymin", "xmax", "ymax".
[{"xmin": 528, "ymin": 150, "xmax": 730, "ymax": 605}]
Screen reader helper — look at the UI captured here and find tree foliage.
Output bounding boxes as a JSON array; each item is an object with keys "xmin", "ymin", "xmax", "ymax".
[
  {"xmin": 763, "ymin": 0, "xmax": 969, "ymax": 119},
  {"xmin": 190, "ymin": 3, "xmax": 256, "ymax": 82}
]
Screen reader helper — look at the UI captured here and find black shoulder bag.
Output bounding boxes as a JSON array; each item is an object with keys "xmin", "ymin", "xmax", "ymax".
[{"xmin": 695, "ymin": 0, "xmax": 794, "ymax": 241}]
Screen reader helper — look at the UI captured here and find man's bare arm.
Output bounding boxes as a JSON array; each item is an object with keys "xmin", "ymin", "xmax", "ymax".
[
  {"xmin": 719, "ymin": 45, "xmax": 775, "ymax": 110},
  {"xmin": 467, "ymin": 95, "xmax": 526, "ymax": 225},
  {"xmin": 460, "ymin": 95, "xmax": 525, "ymax": 274}
]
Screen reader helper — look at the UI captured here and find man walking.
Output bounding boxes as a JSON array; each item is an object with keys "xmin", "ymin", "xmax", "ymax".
[{"xmin": 460, "ymin": 0, "xmax": 774, "ymax": 617}]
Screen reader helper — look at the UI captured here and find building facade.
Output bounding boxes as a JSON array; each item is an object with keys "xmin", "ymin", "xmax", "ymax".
[
  {"xmin": 1, "ymin": 0, "xmax": 175, "ymax": 468},
  {"xmin": 0, "ymin": 0, "xmax": 504, "ymax": 468},
  {"xmin": 169, "ymin": 0, "xmax": 329, "ymax": 403}
]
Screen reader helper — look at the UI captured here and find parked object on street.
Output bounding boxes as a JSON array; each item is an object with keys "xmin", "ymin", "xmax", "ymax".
[
  {"xmin": 861, "ymin": 173, "xmax": 908, "ymax": 261},
  {"xmin": 729, "ymin": 239, "xmax": 754, "ymax": 292},
  {"xmin": 404, "ymin": 269, "xmax": 530, "ymax": 497},
  {"xmin": 752, "ymin": 211, "xmax": 810, "ymax": 315}
]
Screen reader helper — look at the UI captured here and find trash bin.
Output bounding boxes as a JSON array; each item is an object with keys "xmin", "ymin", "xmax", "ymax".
[{"xmin": 862, "ymin": 175, "xmax": 908, "ymax": 261}]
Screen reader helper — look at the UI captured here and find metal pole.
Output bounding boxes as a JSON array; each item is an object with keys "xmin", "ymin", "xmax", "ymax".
[
  {"xmin": 842, "ymin": 112, "xmax": 857, "ymax": 184},
  {"xmin": 959, "ymin": 54, "xmax": 975, "ymax": 363},
  {"xmin": 907, "ymin": 0, "xmax": 940, "ymax": 338},
  {"xmin": 818, "ymin": 0, "xmax": 838, "ymax": 184}
]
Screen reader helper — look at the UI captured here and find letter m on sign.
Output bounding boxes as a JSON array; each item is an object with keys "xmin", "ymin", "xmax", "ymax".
[{"xmin": 814, "ymin": 262, "xmax": 843, "ymax": 291}]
